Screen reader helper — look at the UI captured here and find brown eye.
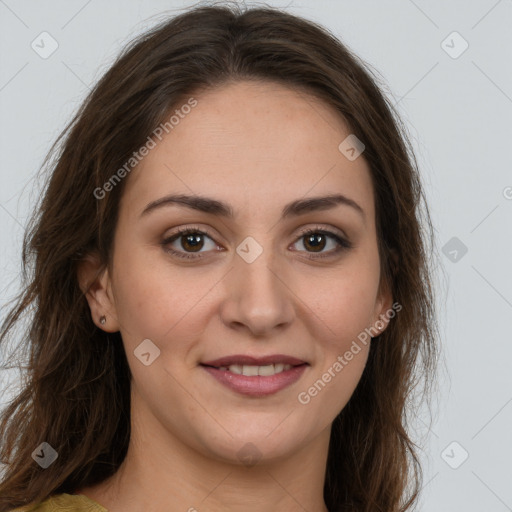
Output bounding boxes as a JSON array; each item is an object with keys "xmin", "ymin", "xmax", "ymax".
[
  {"xmin": 161, "ymin": 225, "xmax": 352, "ymax": 262},
  {"xmin": 302, "ymin": 232, "xmax": 327, "ymax": 252},
  {"xmin": 179, "ymin": 232, "xmax": 204, "ymax": 252},
  {"xmin": 161, "ymin": 227, "xmax": 219, "ymax": 260},
  {"xmin": 292, "ymin": 228, "xmax": 352, "ymax": 260}
]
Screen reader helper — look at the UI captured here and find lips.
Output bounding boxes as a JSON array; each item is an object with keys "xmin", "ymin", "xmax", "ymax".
[
  {"xmin": 201, "ymin": 354, "xmax": 307, "ymax": 367},
  {"xmin": 200, "ymin": 354, "xmax": 309, "ymax": 396}
]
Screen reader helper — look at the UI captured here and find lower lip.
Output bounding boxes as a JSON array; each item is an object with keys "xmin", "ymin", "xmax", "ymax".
[{"xmin": 201, "ymin": 364, "xmax": 308, "ymax": 397}]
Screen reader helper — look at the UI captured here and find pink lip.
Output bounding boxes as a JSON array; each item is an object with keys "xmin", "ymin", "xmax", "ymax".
[
  {"xmin": 201, "ymin": 354, "xmax": 307, "ymax": 367},
  {"xmin": 201, "ymin": 363, "xmax": 308, "ymax": 397}
]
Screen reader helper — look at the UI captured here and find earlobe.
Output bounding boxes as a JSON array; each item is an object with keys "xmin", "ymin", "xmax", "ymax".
[{"xmin": 77, "ymin": 253, "xmax": 120, "ymax": 332}]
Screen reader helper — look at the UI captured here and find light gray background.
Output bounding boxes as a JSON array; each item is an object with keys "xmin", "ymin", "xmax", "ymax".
[{"xmin": 1, "ymin": 1, "xmax": 511, "ymax": 510}]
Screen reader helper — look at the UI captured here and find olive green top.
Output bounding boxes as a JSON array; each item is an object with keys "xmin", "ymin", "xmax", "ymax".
[{"xmin": 10, "ymin": 493, "xmax": 107, "ymax": 512}]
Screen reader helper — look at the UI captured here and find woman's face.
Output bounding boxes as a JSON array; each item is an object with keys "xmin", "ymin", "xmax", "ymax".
[{"xmin": 92, "ymin": 80, "xmax": 392, "ymax": 465}]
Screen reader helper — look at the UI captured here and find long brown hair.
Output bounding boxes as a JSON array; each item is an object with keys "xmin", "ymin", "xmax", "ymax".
[{"xmin": 0, "ymin": 3, "xmax": 441, "ymax": 511}]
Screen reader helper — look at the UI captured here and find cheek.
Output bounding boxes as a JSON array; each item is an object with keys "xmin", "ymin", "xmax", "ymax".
[
  {"xmin": 290, "ymin": 256, "xmax": 378, "ymax": 413},
  {"xmin": 111, "ymin": 247, "xmax": 216, "ymax": 354},
  {"xmin": 296, "ymin": 261, "xmax": 381, "ymax": 346},
  {"xmin": 296, "ymin": 280, "xmax": 373, "ymax": 422}
]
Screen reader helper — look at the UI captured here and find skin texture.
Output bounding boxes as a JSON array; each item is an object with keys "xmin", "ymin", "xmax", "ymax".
[{"xmin": 77, "ymin": 80, "xmax": 393, "ymax": 512}]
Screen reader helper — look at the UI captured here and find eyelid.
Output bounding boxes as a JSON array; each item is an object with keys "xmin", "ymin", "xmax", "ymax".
[
  {"xmin": 163, "ymin": 224, "xmax": 222, "ymax": 245},
  {"xmin": 160, "ymin": 225, "xmax": 223, "ymax": 260},
  {"xmin": 161, "ymin": 223, "xmax": 352, "ymax": 260},
  {"xmin": 164, "ymin": 223, "xmax": 348, "ymax": 241},
  {"xmin": 163, "ymin": 223, "xmax": 348, "ymax": 243},
  {"xmin": 294, "ymin": 223, "xmax": 348, "ymax": 240}
]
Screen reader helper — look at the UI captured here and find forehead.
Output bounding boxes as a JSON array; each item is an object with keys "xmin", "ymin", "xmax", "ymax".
[{"xmin": 121, "ymin": 80, "xmax": 375, "ymax": 224}]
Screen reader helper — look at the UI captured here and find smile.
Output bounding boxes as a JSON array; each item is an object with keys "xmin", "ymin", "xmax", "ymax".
[
  {"xmin": 214, "ymin": 363, "xmax": 294, "ymax": 375},
  {"xmin": 200, "ymin": 356, "xmax": 309, "ymax": 397}
]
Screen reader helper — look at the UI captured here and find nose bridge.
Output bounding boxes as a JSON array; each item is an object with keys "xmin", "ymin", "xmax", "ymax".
[
  {"xmin": 220, "ymin": 233, "xmax": 295, "ymax": 334},
  {"xmin": 234, "ymin": 233, "xmax": 283, "ymax": 298}
]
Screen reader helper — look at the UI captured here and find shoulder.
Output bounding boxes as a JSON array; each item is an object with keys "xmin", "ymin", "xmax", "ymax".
[{"xmin": 9, "ymin": 493, "xmax": 108, "ymax": 512}]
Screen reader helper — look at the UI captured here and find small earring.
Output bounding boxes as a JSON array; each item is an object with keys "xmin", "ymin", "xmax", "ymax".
[{"xmin": 100, "ymin": 315, "xmax": 106, "ymax": 325}]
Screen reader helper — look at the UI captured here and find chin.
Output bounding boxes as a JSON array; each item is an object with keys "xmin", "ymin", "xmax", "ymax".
[{"xmin": 195, "ymin": 415, "xmax": 316, "ymax": 467}]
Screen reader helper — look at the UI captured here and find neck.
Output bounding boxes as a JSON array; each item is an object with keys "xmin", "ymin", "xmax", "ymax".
[{"xmin": 78, "ymin": 402, "xmax": 332, "ymax": 512}]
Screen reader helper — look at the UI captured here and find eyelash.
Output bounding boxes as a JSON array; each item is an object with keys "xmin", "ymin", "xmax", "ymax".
[{"xmin": 161, "ymin": 225, "xmax": 353, "ymax": 261}]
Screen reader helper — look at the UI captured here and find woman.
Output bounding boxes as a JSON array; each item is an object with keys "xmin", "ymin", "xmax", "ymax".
[{"xmin": 0, "ymin": 4, "xmax": 440, "ymax": 511}]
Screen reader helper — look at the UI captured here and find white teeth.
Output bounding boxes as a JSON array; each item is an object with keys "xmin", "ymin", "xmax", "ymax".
[
  {"xmin": 257, "ymin": 364, "xmax": 275, "ymax": 376},
  {"xmin": 229, "ymin": 364, "xmax": 243, "ymax": 375},
  {"xmin": 223, "ymin": 363, "xmax": 294, "ymax": 376},
  {"xmin": 242, "ymin": 365, "xmax": 259, "ymax": 376}
]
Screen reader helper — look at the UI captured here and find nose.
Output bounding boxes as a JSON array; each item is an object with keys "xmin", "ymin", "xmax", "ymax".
[{"xmin": 218, "ymin": 243, "xmax": 295, "ymax": 337}]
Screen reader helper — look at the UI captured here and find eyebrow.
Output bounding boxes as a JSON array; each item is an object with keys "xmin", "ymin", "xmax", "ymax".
[{"xmin": 140, "ymin": 193, "xmax": 365, "ymax": 222}]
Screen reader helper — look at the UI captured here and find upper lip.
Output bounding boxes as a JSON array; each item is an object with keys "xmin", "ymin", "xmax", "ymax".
[{"xmin": 201, "ymin": 354, "xmax": 308, "ymax": 367}]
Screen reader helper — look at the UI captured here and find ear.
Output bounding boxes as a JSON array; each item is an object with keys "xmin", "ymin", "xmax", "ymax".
[
  {"xmin": 77, "ymin": 252, "xmax": 120, "ymax": 332},
  {"xmin": 370, "ymin": 250, "xmax": 398, "ymax": 337}
]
